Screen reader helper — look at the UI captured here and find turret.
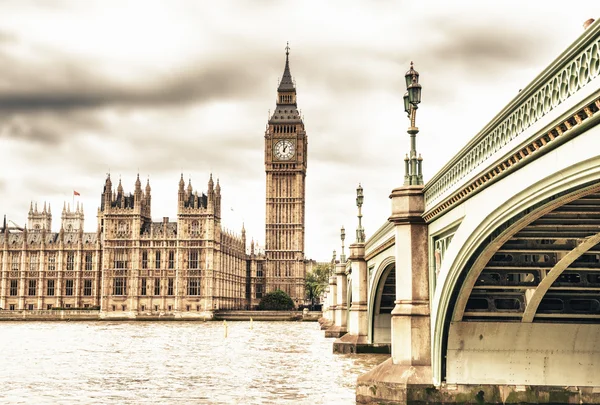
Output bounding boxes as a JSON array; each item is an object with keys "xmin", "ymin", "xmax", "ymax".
[
  {"xmin": 27, "ymin": 200, "xmax": 52, "ymax": 231},
  {"xmin": 145, "ymin": 178, "xmax": 152, "ymax": 216},
  {"xmin": 134, "ymin": 173, "xmax": 142, "ymax": 203},
  {"xmin": 187, "ymin": 178, "xmax": 193, "ymax": 199},
  {"xmin": 207, "ymin": 173, "xmax": 215, "ymax": 211},
  {"xmin": 61, "ymin": 200, "xmax": 84, "ymax": 232},
  {"xmin": 215, "ymin": 178, "xmax": 221, "ymax": 218},
  {"xmin": 101, "ymin": 174, "xmax": 112, "ymax": 212},
  {"xmin": 178, "ymin": 173, "xmax": 185, "ymax": 207}
]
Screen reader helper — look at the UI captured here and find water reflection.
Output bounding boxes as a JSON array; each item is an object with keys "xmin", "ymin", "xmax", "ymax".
[{"xmin": 0, "ymin": 321, "xmax": 388, "ymax": 404}]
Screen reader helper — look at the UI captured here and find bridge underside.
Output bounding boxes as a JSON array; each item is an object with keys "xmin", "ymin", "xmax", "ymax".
[
  {"xmin": 465, "ymin": 190, "xmax": 600, "ymax": 322},
  {"xmin": 446, "ymin": 186, "xmax": 600, "ymax": 386}
]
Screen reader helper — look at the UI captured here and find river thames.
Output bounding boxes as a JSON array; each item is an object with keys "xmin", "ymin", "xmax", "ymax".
[{"xmin": 0, "ymin": 321, "xmax": 388, "ymax": 404}]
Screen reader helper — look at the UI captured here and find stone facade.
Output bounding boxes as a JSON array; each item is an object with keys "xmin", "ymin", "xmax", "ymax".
[{"xmin": 0, "ymin": 174, "xmax": 267, "ymax": 315}]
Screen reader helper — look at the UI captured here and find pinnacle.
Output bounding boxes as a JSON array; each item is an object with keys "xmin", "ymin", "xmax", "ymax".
[{"xmin": 278, "ymin": 42, "xmax": 295, "ymax": 92}]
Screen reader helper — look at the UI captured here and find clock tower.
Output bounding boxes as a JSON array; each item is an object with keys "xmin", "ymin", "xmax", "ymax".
[{"xmin": 264, "ymin": 44, "xmax": 307, "ymax": 306}]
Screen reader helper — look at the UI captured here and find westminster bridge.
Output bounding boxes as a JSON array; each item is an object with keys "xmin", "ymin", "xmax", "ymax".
[{"xmin": 322, "ymin": 19, "xmax": 600, "ymax": 404}]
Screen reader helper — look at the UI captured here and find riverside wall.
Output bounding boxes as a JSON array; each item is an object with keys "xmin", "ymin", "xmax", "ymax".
[{"xmin": 0, "ymin": 310, "xmax": 321, "ymax": 322}]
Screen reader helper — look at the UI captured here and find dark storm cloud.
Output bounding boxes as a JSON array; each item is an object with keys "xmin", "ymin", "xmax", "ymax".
[
  {"xmin": 425, "ymin": 18, "xmax": 552, "ymax": 68},
  {"xmin": 0, "ymin": 110, "xmax": 106, "ymax": 143},
  {"xmin": 0, "ymin": 59, "xmax": 270, "ymax": 112}
]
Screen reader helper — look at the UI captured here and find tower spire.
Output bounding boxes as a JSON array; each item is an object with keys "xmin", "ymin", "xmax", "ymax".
[{"xmin": 278, "ymin": 41, "xmax": 295, "ymax": 92}]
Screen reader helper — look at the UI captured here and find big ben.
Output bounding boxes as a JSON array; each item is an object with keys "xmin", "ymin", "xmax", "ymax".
[{"xmin": 264, "ymin": 44, "xmax": 307, "ymax": 306}]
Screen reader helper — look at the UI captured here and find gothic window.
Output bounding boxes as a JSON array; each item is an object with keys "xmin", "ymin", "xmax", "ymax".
[
  {"xmin": 168, "ymin": 251, "xmax": 175, "ymax": 269},
  {"xmin": 9, "ymin": 280, "xmax": 18, "ymax": 296},
  {"xmin": 154, "ymin": 278, "xmax": 161, "ymax": 296},
  {"xmin": 47, "ymin": 280, "xmax": 55, "ymax": 296},
  {"xmin": 257, "ymin": 263, "xmax": 263, "ymax": 278},
  {"xmin": 48, "ymin": 253, "xmax": 56, "ymax": 271},
  {"xmin": 65, "ymin": 279, "xmax": 74, "ymax": 296},
  {"xmin": 142, "ymin": 251, "xmax": 148, "ymax": 269},
  {"xmin": 34, "ymin": 224, "xmax": 40, "ymax": 230},
  {"xmin": 167, "ymin": 278, "xmax": 174, "ymax": 296},
  {"xmin": 114, "ymin": 250, "xmax": 128, "ymax": 269},
  {"xmin": 11, "ymin": 253, "xmax": 20, "ymax": 271},
  {"xmin": 67, "ymin": 224, "xmax": 73, "ymax": 232},
  {"xmin": 85, "ymin": 252, "xmax": 93, "ymax": 271},
  {"xmin": 29, "ymin": 253, "xmax": 38, "ymax": 272},
  {"xmin": 141, "ymin": 278, "xmax": 147, "ymax": 296},
  {"xmin": 155, "ymin": 251, "xmax": 161, "ymax": 269},
  {"xmin": 28, "ymin": 280, "xmax": 37, "ymax": 296},
  {"xmin": 117, "ymin": 221, "xmax": 129, "ymax": 237},
  {"xmin": 189, "ymin": 250, "xmax": 199, "ymax": 269},
  {"xmin": 66, "ymin": 252, "xmax": 75, "ymax": 271},
  {"xmin": 83, "ymin": 279, "xmax": 93, "ymax": 296},
  {"xmin": 188, "ymin": 278, "xmax": 200, "ymax": 295},
  {"xmin": 191, "ymin": 220, "xmax": 200, "ymax": 236},
  {"xmin": 113, "ymin": 278, "xmax": 126, "ymax": 295}
]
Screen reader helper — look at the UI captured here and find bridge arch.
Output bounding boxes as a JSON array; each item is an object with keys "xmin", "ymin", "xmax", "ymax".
[
  {"xmin": 367, "ymin": 256, "xmax": 395, "ymax": 344},
  {"xmin": 431, "ymin": 139, "xmax": 600, "ymax": 385}
]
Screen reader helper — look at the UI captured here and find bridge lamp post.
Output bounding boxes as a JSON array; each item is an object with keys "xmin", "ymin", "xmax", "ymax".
[
  {"xmin": 403, "ymin": 62, "xmax": 423, "ymax": 186},
  {"xmin": 340, "ymin": 226, "xmax": 346, "ymax": 263},
  {"xmin": 356, "ymin": 184, "xmax": 365, "ymax": 243},
  {"xmin": 331, "ymin": 249, "xmax": 336, "ymax": 276}
]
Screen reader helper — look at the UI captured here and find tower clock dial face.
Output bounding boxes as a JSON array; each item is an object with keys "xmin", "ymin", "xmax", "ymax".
[{"xmin": 274, "ymin": 139, "xmax": 295, "ymax": 161}]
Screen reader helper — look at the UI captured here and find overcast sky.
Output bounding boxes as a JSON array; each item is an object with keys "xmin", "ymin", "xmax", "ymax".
[{"xmin": 0, "ymin": 1, "xmax": 595, "ymax": 261}]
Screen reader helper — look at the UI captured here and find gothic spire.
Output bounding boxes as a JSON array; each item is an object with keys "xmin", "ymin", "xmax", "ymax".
[
  {"xmin": 277, "ymin": 42, "xmax": 295, "ymax": 92},
  {"xmin": 179, "ymin": 173, "xmax": 185, "ymax": 192}
]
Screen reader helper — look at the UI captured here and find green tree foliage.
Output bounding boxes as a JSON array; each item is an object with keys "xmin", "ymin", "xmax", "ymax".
[
  {"xmin": 258, "ymin": 289, "xmax": 295, "ymax": 310},
  {"xmin": 306, "ymin": 263, "xmax": 331, "ymax": 310}
]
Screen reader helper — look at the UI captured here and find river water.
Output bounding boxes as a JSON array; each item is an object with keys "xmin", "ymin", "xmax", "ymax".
[{"xmin": 0, "ymin": 321, "xmax": 388, "ymax": 404}]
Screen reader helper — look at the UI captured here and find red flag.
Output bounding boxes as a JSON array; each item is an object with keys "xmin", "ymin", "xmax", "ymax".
[{"xmin": 73, "ymin": 190, "xmax": 80, "ymax": 196}]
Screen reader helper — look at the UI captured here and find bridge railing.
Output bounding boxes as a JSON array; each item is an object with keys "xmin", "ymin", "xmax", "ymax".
[{"xmin": 423, "ymin": 20, "xmax": 600, "ymax": 217}]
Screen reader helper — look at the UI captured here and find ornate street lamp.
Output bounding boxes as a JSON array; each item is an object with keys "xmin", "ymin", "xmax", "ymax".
[
  {"xmin": 331, "ymin": 249, "xmax": 336, "ymax": 276},
  {"xmin": 356, "ymin": 184, "xmax": 365, "ymax": 243},
  {"xmin": 340, "ymin": 226, "xmax": 346, "ymax": 263},
  {"xmin": 403, "ymin": 61, "xmax": 424, "ymax": 185}
]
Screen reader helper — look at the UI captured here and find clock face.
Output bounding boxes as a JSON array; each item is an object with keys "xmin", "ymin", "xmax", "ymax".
[{"xmin": 274, "ymin": 140, "xmax": 295, "ymax": 161}]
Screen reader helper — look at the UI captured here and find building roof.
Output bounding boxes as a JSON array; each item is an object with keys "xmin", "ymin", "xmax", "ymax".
[
  {"xmin": 277, "ymin": 44, "xmax": 295, "ymax": 92},
  {"xmin": 0, "ymin": 232, "xmax": 98, "ymax": 246}
]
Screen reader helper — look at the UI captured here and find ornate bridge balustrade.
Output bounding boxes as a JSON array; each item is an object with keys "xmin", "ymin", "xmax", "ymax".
[{"xmin": 423, "ymin": 22, "xmax": 600, "ymax": 222}]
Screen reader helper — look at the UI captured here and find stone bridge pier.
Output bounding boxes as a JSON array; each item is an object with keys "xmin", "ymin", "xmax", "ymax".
[
  {"xmin": 356, "ymin": 185, "xmax": 432, "ymax": 403},
  {"xmin": 334, "ymin": 243, "xmax": 370, "ymax": 353}
]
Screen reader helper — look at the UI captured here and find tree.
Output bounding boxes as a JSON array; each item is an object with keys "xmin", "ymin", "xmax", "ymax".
[
  {"xmin": 305, "ymin": 263, "xmax": 331, "ymax": 310},
  {"xmin": 258, "ymin": 289, "xmax": 295, "ymax": 310}
]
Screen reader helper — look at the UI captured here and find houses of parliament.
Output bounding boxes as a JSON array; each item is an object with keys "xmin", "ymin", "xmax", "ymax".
[{"xmin": 0, "ymin": 47, "xmax": 309, "ymax": 316}]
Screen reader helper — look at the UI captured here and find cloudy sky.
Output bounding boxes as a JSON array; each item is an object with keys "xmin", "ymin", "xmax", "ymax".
[{"xmin": 0, "ymin": 0, "xmax": 595, "ymax": 260}]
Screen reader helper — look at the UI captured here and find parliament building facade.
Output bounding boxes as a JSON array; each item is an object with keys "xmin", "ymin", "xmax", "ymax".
[{"xmin": 0, "ymin": 48, "xmax": 307, "ymax": 316}]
